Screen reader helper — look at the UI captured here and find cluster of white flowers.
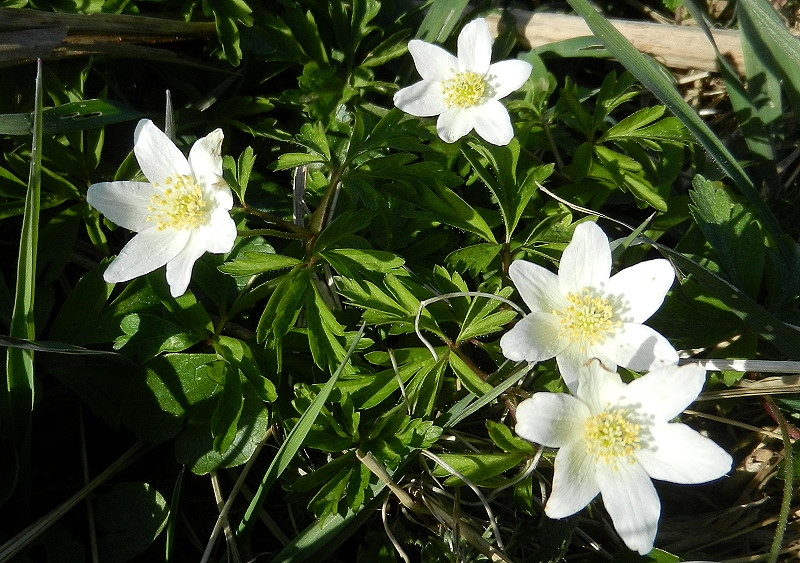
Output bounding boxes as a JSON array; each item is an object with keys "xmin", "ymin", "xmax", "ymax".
[{"xmin": 502, "ymin": 221, "xmax": 733, "ymax": 554}]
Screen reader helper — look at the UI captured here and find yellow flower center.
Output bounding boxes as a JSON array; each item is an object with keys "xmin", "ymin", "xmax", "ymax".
[
  {"xmin": 584, "ymin": 407, "xmax": 641, "ymax": 469},
  {"xmin": 442, "ymin": 71, "xmax": 486, "ymax": 108},
  {"xmin": 147, "ymin": 175, "xmax": 208, "ymax": 231},
  {"xmin": 554, "ymin": 289, "xmax": 618, "ymax": 347}
]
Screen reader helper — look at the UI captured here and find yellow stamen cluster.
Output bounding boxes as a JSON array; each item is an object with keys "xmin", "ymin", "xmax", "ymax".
[
  {"xmin": 442, "ymin": 71, "xmax": 486, "ymax": 108},
  {"xmin": 147, "ymin": 175, "xmax": 208, "ymax": 231},
  {"xmin": 554, "ymin": 289, "xmax": 618, "ymax": 347},
  {"xmin": 584, "ymin": 408, "xmax": 641, "ymax": 469}
]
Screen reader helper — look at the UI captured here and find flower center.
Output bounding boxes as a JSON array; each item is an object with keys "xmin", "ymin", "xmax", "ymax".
[
  {"xmin": 442, "ymin": 71, "xmax": 486, "ymax": 108},
  {"xmin": 584, "ymin": 407, "xmax": 641, "ymax": 468},
  {"xmin": 554, "ymin": 288, "xmax": 618, "ymax": 347},
  {"xmin": 147, "ymin": 175, "xmax": 208, "ymax": 231}
]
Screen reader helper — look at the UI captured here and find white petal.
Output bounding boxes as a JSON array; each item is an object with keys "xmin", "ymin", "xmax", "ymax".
[
  {"xmin": 165, "ymin": 241, "xmax": 207, "ymax": 297},
  {"xmin": 545, "ymin": 441, "xmax": 600, "ymax": 519},
  {"xmin": 487, "ymin": 59, "xmax": 532, "ymax": 100},
  {"xmin": 597, "ymin": 461, "xmax": 660, "ymax": 555},
  {"xmin": 133, "ymin": 119, "xmax": 191, "ymax": 185},
  {"xmin": 197, "ymin": 207, "xmax": 238, "ymax": 254},
  {"xmin": 606, "ymin": 259, "xmax": 675, "ymax": 322},
  {"xmin": 457, "ymin": 18, "xmax": 492, "ymax": 74},
  {"xmin": 602, "ymin": 323, "xmax": 678, "ymax": 373},
  {"xmin": 575, "ymin": 359, "xmax": 627, "ymax": 412},
  {"xmin": 189, "ymin": 128, "xmax": 224, "ymax": 187},
  {"xmin": 622, "ymin": 363, "xmax": 706, "ymax": 422},
  {"xmin": 508, "ymin": 260, "xmax": 565, "ymax": 313},
  {"xmin": 393, "ymin": 80, "xmax": 448, "ymax": 117},
  {"xmin": 213, "ymin": 183, "xmax": 234, "ymax": 211},
  {"xmin": 515, "ymin": 393, "xmax": 589, "ymax": 448},
  {"xmin": 555, "ymin": 348, "xmax": 586, "ymax": 394},
  {"xmin": 500, "ymin": 313, "xmax": 566, "ymax": 363},
  {"xmin": 436, "ymin": 107, "xmax": 474, "ymax": 143},
  {"xmin": 103, "ymin": 228, "xmax": 189, "ymax": 283},
  {"xmin": 471, "ymin": 99, "xmax": 514, "ymax": 145},
  {"xmin": 637, "ymin": 423, "xmax": 732, "ymax": 484},
  {"xmin": 558, "ymin": 222, "xmax": 611, "ymax": 294},
  {"xmin": 87, "ymin": 181, "xmax": 157, "ymax": 232},
  {"xmin": 407, "ymin": 39, "xmax": 458, "ymax": 81}
]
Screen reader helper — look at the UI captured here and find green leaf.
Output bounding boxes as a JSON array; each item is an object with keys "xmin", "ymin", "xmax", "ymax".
[
  {"xmin": 114, "ymin": 313, "xmax": 202, "ymax": 362},
  {"xmin": 204, "ymin": 0, "xmax": 253, "ymax": 66},
  {"xmin": 320, "ymin": 248, "xmax": 404, "ymax": 277},
  {"xmin": 296, "ymin": 121, "xmax": 332, "ymax": 161},
  {"xmin": 408, "ymin": 179, "xmax": 498, "ymax": 243},
  {"xmin": 305, "ymin": 282, "xmax": 350, "ymax": 374},
  {"xmin": 215, "ymin": 336, "xmax": 277, "ymax": 403},
  {"xmin": 274, "ymin": 152, "xmax": 327, "ymax": 170},
  {"xmin": 256, "ymin": 265, "xmax": 310, "ymax": 345},
  {"xmin": 219, "ymin": 252, "xmax": 302, "ymax": 276},
  {"xmin": 406, "ymin": 355, "xmax": 448, "ymax": 417},
  {"xmin": 456, "ymin": 288, "xmax": 518, "ymax": 343},
  {"xmin": 446, "ymin": 243, "xmax": 502, "ymax": 276},
  {"xmin": 96, "ymin": 482, "xmax": 169, "ymax": 563},
  {"xmin": 432, "ymin": 452, "xmax": 528, "ymax": 486},
  {"xmin": 486, "ymin": 420, "xmax": 536, "ymax": 454},
  {"xmin": 208, "ymin": 361, "xmax": 244, "ymax": 453},
  {"xmin": 593, "ymin": 145, "xmax": 668, "ymax": 211},
  {"xmin": 448, "ymin": 353, "xmax": 492, "ymax": 396},
  {"xmin": 462, "ymin": 140, "xmax": 551, "ymax": 239},
  {"xmin": 689, "ymin": 175, "xmax": 765, "ymax": 297}
]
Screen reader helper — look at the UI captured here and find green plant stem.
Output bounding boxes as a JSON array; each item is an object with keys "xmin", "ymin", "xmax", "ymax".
[
  {"xmin": 236, "ymin": 228, "xmax": 309, "ymax": 240},
  {"xmin": 238, "ymin": 206, "xmax": 307, "ymax": 234},
  {"xmin": 764, "ymin": 396, "xmax": 793, "ymax": 563}
]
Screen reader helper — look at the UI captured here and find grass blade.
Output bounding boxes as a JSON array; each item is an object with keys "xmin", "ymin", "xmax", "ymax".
[
  {"xmin": 5, "ymin": 59, "xmax": 42, "ymax": 442},
  {"xmin": 416, "ymin": 0, "xmax": 469, "ymax": 42}
]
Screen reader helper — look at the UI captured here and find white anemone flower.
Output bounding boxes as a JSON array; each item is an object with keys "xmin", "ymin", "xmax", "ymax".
[
  {"xmin": 87, "ymin": 119, "xmax": 237, "ymax": 298},
  {"xmin": 516, "ymin": 361, "xmax": 732, "ymax": 555},
  {"xmin": 393, "ymin": 18, "xmax": 532, "ymax": 145},
  {"xmin": 500, "ymin": 221, "xmax": 679, "ymax": 392}
]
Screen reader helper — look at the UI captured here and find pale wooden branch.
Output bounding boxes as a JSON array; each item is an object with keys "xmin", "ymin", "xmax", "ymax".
[
  {"xmin": 0, "ymin": 7, "xmax": 215, "ymax": 66},
  {"xmin": 486, "ymin": 10, "xmax": 744, "ymax": 74}
]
